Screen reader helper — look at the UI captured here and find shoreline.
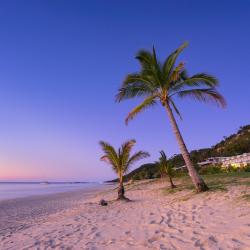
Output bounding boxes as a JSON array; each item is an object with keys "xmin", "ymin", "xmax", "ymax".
[
  {"xmin": 0, "ymin": 183, "xmax": 109, "ymax": 203},
  {"xmin": 0, "ymin": 184, "xmax": 112, "ymax": 239},
  {"xmin": 0, "ymin": 182, "xmax": 106, "ymax": 202}
]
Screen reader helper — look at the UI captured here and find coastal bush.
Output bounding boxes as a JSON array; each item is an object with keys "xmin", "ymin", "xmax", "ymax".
[
  {"xmin": 243, "ymin": 164, "xmax": 250, "ymax": 172},
  {"xmin": 199, "ymin": 165, "xmax": 225, "ymax": 175},
  {"xmin": 198, "ymin": 164, "xmax": 250, "ymax": 175},
  {"xmin": 226, "ymin": 165, "xmax": 240, "ymax": 173},
  {"xmin": 132, "ymin": 170, "xmax": 155, "ymax": 180}
]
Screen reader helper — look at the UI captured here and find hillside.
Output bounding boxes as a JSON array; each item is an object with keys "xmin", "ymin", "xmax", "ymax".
[{"xmin": 108, "ymin": 124, "xmax": 250, "ymax": 182}]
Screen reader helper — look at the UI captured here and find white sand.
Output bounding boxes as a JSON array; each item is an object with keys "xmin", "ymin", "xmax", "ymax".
[{"xmin": 0, "ymin": 179, "xmax": 250, "ymax": 250}]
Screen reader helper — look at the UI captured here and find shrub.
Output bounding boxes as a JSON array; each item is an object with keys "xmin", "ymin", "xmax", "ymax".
[
  {"xmin": 226, "ymin": 164, "xmax": 240, "ymax": 173},
  {"xmin": 243, "ymin": 164, "xmax": 250, "ymax": 172},
  {"xmin": 199, "ymin": 165, "xmax": 225, "ymax": 175}
]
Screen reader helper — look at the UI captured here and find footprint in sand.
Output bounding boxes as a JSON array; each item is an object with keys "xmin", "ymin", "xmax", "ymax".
[
  {"xmin": 181, "ymin": 213, "xmax": 187, "ymax": 222},
  {"xmin": 194, "ymin": 239, "xmax": 205, "ymax": 250},
  {"xmin": 159, "ymin": 243, "xmax": 168, "ymax": 250},
  {"xmin": 191, "ymin": 236, "xmax": 197, "ymax": 241},
  {"xmin": 208, "ymin": 235, "xmax": 217, "ymax": 244},
  {"xmin": 232, "ymin": 238, "xmax": 244, "ymax": 245},
  {"xmin": 148, "ymin": 236, "xmax": 158, "ymax": 243},
  {"xmin": 95, "ymin": 232, "xmax": 101, "ymax": 237},
  {"xmin": 193, "ymin": 231, "xmax": 200, "ymax": 235}
]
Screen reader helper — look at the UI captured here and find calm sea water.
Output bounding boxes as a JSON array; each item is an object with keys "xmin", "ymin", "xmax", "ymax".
[{"xmin": 0, "ymin": 182, "xmax": 101, "ymax": 201}]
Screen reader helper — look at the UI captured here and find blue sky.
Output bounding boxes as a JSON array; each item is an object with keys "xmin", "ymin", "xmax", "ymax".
[{"xmin": 0, "ymin": 0, "xmax": 249, "ymax": 181}]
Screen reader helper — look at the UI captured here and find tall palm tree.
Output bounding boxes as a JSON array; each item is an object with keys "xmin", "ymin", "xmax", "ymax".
[
  {"xmin": 116, "ymin": 42, "xmax": 226, "ymax": 192},
  {"xmin": 99, "ymin": 139, "xmax": 149, "ymax": 200},
  {"xmin": 156, "ymin": 151, "xmax": 176, "ymax": 189}
]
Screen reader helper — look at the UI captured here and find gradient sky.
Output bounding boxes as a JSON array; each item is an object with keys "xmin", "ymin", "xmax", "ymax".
[{"xmin": 0, "ymin": 0, "xmax": 249, "ymax": 181}]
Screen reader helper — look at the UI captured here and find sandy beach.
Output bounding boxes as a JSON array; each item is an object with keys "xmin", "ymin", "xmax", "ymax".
[{"xmin": 0, "ymin": 178, "xmax": 250, "ymax": 250}]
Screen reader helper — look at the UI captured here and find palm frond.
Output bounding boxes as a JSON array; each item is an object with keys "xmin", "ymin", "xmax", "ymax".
[
  {"xmin": 170, "ymin": 73, "xmax": 218, "ymax": 93},
  {"xmin": 157, "ymin": 161, "xmax": 166, "ymax": 176},
  {"xmin": 158, "ymin": 151, "xmax": 168, "ymax": 176},
  {"xmin": 169, "ymin": 62, "xmax": 185, "ymax": 82},
  {"xmin": 99, "ymin": 141, "xmax": 119, "ymax": 172},
  {"xmin": 125, "ymin": 95, "xmax": 158, "ymax": 125},
  {"xmin": 99, "ymin": 141, "xmax": 118, "ymax": 159},
  {"xmin": 123, "ymin": 73, "xmax": 154, "ymax": 87},
  {"xmin": 166, "ymin": 163, "xmax": 175, "ymax": 177},
  {"xmin": 187, "ymin": 73, "xmax": 218, "ymax": 86},
  {"xmin": 163, "ymin": 42, "xmax": 188, "ymax": 81},
  {"xmin": 152, "ymin": 46, "xmax": 157, "ymax": 64},
  {"xmin": 159, "ymin": 150, "xmax": 167, "ymax": 162},
  {"xmin": 136, "ymin": 48, "xmax": 163, "ymax": 87},
  {"xmin": 126, "ymin": 150, "xmax": 150, "ymax": 172},
  {"xmin": 158, "ymin": 150, "xmax": 175, "ymax": 177},
  {"xmin": 120, "ymin": 139, "xmax": 136, "ymax": 170},
  {"xmin": 136, "ymin": 50, "xmax": 154, "ymax": 68},
  {"xmin": 121, "ymin": 139, "xmax": 136, "ymax": 155},
  {"xmin": 116, "ymin": 73, "xmax": 158, "ymax": 102},
  {"xmin": 169, "ymin": 98, "xmax": 183, "ymax": 120},
  {"xmin": 177, "ymin": 88, "xmax": 226, "ymax": 107},
  {"xmin": 179, "ymin": 69, "xmax": 188, "ymax": 81},
  {"xmin": 116, "ymin": 82, "xmax": 154, "ymax": 102},
  {"xmin": 152, "ymin": 46, "xmax": 164, "ymax": 86}
]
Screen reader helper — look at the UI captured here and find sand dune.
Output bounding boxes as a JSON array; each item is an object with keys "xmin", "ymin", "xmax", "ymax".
[{"xmin": 0, "ymin": 179, "xmax": 250, "ymax": 250}]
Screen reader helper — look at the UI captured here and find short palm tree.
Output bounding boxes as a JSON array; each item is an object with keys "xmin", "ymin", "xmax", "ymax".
[
  {"xmin": 156, "ymin": 151, "xmax": 176, "ymax": 188},
  {"xmin": 116, "ymin": 42, "xmax": 226, "ymax": 192},
  {"xmin": 99, "ymin": 139, "xmax": 150, "ymax": 200}
]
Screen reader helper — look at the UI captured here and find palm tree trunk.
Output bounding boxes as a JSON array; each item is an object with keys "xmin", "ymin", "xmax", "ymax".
[
  {"xmin": 118, "ymin": 183, "xmax": 125, "ymax": 199},
  {"xmin": 164, "ymin": 101, "xmax": 209, "ymax": 192},
  {"xmin": 118, "ymin": 173, "xmax": 126, "ymax": 199},
  {"xmin": 169, "ymin": 176, "xmax": 176, "ymax": 189}
]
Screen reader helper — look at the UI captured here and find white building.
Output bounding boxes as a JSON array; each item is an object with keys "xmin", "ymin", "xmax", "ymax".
[
  {"xmin": 221, "ymin": 153, "xmax": 250, "ymax": 167},
  {"xmin": 198, "ymin": 157, "xmax": 228, "ymax": 167},
  {"xmin": 197, "ymin": 153, "xmax": 250, "ymax": 168}
]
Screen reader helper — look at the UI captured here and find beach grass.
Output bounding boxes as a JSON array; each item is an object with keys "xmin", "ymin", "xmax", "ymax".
[{"xmin": 162, "ymin": 172, "xmax": 250, "ymax": 195}]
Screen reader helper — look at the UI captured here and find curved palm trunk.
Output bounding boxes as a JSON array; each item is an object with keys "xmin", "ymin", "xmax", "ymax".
[
  {"xmin": 164, "ymin": 102, "xmax": 209, "ymax": 192},
  {"xmin": 169, "ymin": 176, "xmax": 176, "ymax": 189}
]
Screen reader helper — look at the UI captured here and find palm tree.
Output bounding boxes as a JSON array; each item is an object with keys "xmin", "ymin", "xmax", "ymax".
[
  {"xmin": 156, "ymin": 151, "xmax": 176, "ymax": 188},
  {"xmin": 99, "ymin": 139, "xmax": 150, "ymax": 200},
  {"xmin": 116, "ymin": 42, "xmax": 226, "ymax": 192}
]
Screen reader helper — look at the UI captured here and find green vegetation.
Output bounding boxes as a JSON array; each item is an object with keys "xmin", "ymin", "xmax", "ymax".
[
  {"xmin": 114, "ymin": 125, "xmax": 250, "ymax": 182},
  {"xmin": 130, "ymin": 164, "xmax": 158, "ymax": 180},
  {"xmin": 163, "ymin": 172, "xmax": 250, "ymax": 196},
  {"xmin": 116, "ymin": 42, "xmax": 225, "ymax": 192},
  {"xmin": 99, "ymin": 139, "xmax": 149, "ymax": 200},
  {"xmin": 156, "ymin": 151, "xmax": 176, "ymax": 188}
]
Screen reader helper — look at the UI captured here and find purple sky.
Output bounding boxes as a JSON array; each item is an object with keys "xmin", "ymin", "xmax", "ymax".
[{"xmin": 0, "ymin": 1, "xmax": 249, "ymax": 181}]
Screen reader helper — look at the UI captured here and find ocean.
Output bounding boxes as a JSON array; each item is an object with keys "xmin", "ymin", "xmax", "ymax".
[{"xmin": 0, "ymin": 182, "xmax": 102, "ymax": 201}]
